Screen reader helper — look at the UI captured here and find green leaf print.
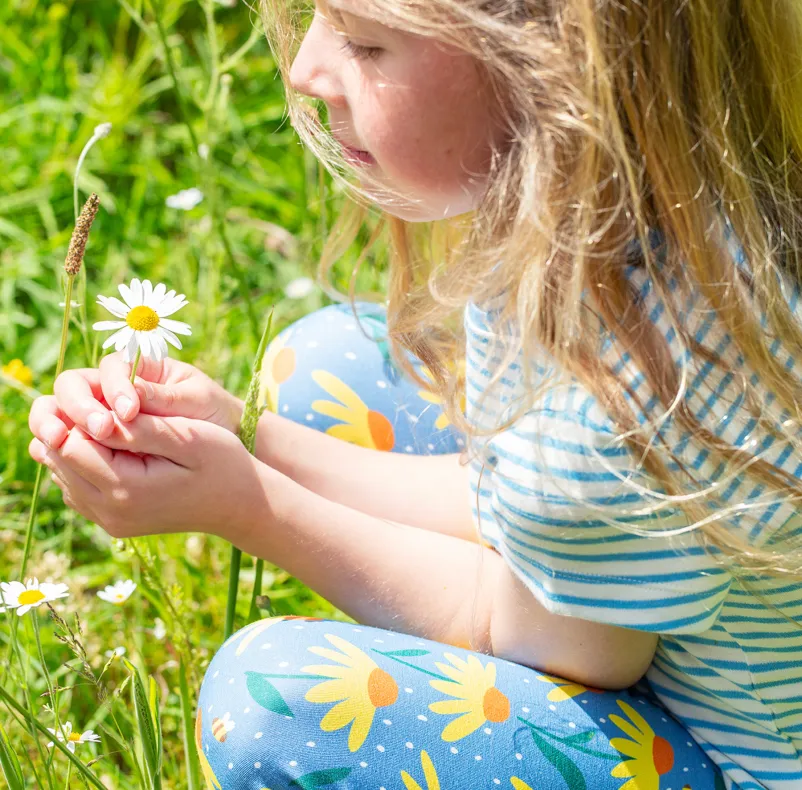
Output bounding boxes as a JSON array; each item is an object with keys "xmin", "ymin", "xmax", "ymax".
[
  {"xmin": 528, "ymin": 727, "xmax": 586, "ymax": 790},
  {"xmin": 289, "ymin": 767, "xmax": 352, "ymax": 788},
  {"xmin": 383, "ymin": 649, "xmax": 430, "ymax": 658},
  {"xmin": 245, "ymin": 671, "xmax": 294, "ymax": 718}
]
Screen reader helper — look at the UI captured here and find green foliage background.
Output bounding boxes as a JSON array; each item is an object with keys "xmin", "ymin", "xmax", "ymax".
[{"xmin": 0, "ymin": 0, "xmax": 382, "ymax": 785}]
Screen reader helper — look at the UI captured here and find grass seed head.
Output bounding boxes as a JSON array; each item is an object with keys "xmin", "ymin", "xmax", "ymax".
[{"xmin": 64, "ymin": 192, "xmax": 100, "ymax": 275}]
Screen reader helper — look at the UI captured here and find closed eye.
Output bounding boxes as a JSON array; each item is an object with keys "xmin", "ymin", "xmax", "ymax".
[{"xmin": 340, "ymin": 39, "xmax": 382, "ymax": 60}]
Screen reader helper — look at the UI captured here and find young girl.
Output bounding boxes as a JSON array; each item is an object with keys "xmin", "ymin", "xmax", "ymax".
[{"xmin": 27, "ymin": 0, "xmax": 802, "ymax": 787}]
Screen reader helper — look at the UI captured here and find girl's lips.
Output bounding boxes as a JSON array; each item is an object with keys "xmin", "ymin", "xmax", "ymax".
[{"xmin": 334, "ymin": 137, "xmax": 375, "ymax": 165}]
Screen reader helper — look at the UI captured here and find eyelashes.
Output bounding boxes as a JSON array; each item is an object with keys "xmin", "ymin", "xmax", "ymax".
[{"xmin": 339, "ymin": 39, "xmax": 382, "ymax": 61}]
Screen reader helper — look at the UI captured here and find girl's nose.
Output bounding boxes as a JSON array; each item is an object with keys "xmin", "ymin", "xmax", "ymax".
[{"xmin": 289, "ymin": 15, "xmax": 347, "ymax": 110}]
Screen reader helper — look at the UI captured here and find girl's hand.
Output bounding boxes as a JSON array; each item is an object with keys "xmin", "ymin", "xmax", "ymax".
[
  {"xmin": 27, "ymin": 412, "xmax": 263, "ymax": 541},
  {"xmin": 28, "ymin": 352, "xmax": 243, "ymax": 452}
]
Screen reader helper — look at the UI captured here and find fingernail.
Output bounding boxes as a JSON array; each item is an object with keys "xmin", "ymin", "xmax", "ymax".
[
  {"xmin": 115, "ymin": 396, "xmax": 133, "ymax": 419},
  {"xmin": 87, "ymin": 412, "xmax": 106, "ymax": 438}
]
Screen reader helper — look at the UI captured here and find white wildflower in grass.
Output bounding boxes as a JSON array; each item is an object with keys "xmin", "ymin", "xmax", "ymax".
[
  {"xmin": 152, "ymin": 618, "xmax": 167, "ymax": 640},
  {"xmin": 284, "ymin": 276, "xmax": 316, "ymax": 300},
  {"xmin": 96, "ymin": 579, "xmax": 137, "ymax": 605},
  {"xmin": 104, "ymin": 646, "xmax": 127, "ymax": 659},
  {"xmin": 1, "ymin": 578, "xmax": 69, "ymax": 616},
  {"xmin": 93, "ymin": 278, "xmax": 191, "ymax": 363},
  {"xmin": 165, "ymin": 187, "xmax": 204, "ymax": 210},
  {"xmin": 46, "ymin": 722, "xmax": 101, "ymax": 752}
]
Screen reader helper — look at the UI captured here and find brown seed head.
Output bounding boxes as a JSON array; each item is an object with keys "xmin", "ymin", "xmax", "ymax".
[{"xmin": 64, "ymin": 193, "xmax": 100, "ymax": 276}]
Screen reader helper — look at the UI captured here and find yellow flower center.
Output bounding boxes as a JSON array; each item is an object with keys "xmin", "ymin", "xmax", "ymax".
[
  {"xmin": 18, "ymin": 590, "xmax": 45, "ymax": 606},
  {"xmin": 367, "ymin": 668, "xmax": 399, "ymax": 708},
  {"xmin": 482, "ymin": 686, "xmax": 511, "ymax": 723},
  {"xmin": 126, "ymin": 305, "xmax": 160, "ymax": 332},
  {"xmin": 68, "ymin": 733, "xmax": 82, "ymax": 742}
]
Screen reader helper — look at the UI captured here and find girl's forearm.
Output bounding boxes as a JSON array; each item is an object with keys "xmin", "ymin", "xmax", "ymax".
[
  {"xmin": 237, "ymin": 459, "xmax": 502, "ymax": 650},
  {"xmin": 232, "ymin": 460, "xmax": 659, "ymax": 689},
  {"xmin": 252, "ymin": 406, "xmax": 477, "ymax": 542}
]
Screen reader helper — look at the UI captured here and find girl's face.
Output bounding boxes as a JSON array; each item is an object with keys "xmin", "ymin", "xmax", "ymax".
[{"xmin": 289, "ymin": 1, "xmax": 507, "ymax": 222}]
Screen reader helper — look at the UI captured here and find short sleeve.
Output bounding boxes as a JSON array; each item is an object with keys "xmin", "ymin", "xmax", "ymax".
[{"xmin": 470, "ymin": 384, "xmax": 733, "ymax": 635}]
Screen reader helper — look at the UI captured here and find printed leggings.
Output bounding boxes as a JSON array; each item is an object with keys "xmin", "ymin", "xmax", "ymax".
[{"xmin": 196, "ymin": 302, "xmax": 724, "ymax": 790}]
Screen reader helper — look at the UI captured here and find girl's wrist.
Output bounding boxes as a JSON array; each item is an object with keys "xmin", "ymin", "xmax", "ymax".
[{"xmin": 226, "ymin": 453, "xmax": 286, "ymax": 555}]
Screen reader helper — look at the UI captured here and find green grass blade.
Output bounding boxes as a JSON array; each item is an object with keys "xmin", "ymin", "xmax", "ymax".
[
  {"xmin": 178, "ymin": 656, "xmax": 200, "ymax": 790},
  {"xmin": 0, "ymin": 721, "xmax": 24, "ymax": 790}
]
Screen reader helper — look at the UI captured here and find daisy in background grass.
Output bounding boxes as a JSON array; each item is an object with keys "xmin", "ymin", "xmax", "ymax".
[
  {"xmin": 46, "ymin": 721, "xmax": 101, "ymax": 753},
  {"xmin": 96, "ymin": 579, "xmax": 136, "ymax": 605},
  {"xmin": 92, "ymin": 277, "xmax": 191, "ymax": 363},
  {"xmin": 0, "ymin": 578, "xmax": 69, "ymax": 616}
]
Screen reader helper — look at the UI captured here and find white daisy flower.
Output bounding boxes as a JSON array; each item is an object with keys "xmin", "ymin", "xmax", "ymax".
[
  {"xmin": 47, "ymin": 722, "xmax": 101, "ymax": 753},
  {"xmin": 284, "ymin": 276, "xmax": 316, "ymax": 300},
  {"xmin": 0, "ymin": 578, "xmax": 69, "ymax": 616},
  {"xmin": 92, "ymin": 278, "xmax": 192, "ymax": 363},
  {"xmin": 165, "ymin": 187, "xmax": 204, "ymax": 210},
  {"xmin": 96, "ymin": 579, "xmax": 137, "ymax": 605}
]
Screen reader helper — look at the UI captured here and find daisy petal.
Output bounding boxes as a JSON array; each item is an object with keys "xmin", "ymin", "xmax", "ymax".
[
  {"xmin": 158, "ymin": 327, "xmax": 182, "ymax": 351},
  {"xmin": 155, "ymin": 333, "xmax": 169, "ymax": 359},
  {"xmin": 159, "ymin": 318, "xmax": 192, "ymax": 336},
  {"xmin": 17, "ymin": 605, "xmax": 30, "ymax": 616},
  {"xmin": 142, "ymin": 280, "xmax": 153, "ymax": 308},
  {"xmin": 97, "ymin": 296, "xmax": 130, "ymax": 318},
  {"xmin": 150, "ymin": 335, "xmax": 164, "ymax": 362},
  {"xmin": 156, "ymin": 297, "xmax": 189, "ymax": 318},
  {"xmin": 118, "ymin": 282, "xmax": 137, "ymax": 309},
  {"xmin": 130, "ymin": 278, "xmax": 143, "ymax": 306},
  {"xmin": 124, "ymin": 334, "xmax": 138, "ymax": 363},
  {"xmin": 93, "ymin": 321, "xmax": 126, "ymax": 331},
  {"xmin": 111, "ymin": 327, "xmax": 134, "ymax": 352},
  {"xmin": 102, "ymin": 331, "xmax": 125, "ymax": 351},
  {"xmin": 138, "ymin": 331, "xmax": 152, "ymax": 358},
  {"xmin": 151, "ymin": 282, "xmax": 167, "ymax": 306}
]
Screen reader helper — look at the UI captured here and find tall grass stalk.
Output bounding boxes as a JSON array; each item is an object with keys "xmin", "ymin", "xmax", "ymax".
[{"xmin": 225, "ymin": 308, "xmax": 275, "ymax": 639}]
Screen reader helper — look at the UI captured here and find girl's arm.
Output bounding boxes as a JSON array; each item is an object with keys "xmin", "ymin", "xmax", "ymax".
[
  {"xmin": 235, "ymin": 459, "xmax": 659, "ymax": 691},
  {"xmin": 253, "ymin": 406, "xmax": 477, "ymax": 543}
]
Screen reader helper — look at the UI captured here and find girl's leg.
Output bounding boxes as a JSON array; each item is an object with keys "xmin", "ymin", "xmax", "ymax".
[
  {"xmin": 197, "ymin": 618, "xmax": 723, "ymax": 789},
  {"xmin": 256, "ymin": 301, "xmax": 464, "ymax": 456},
  {"xmin": 198, "ymin": 302, "xmax": 723, "ymax": 788}
]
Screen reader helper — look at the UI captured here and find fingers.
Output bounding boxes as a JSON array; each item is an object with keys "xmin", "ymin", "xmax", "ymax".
[
  {"xmin": 100, "ymin": 413, "xmax": 197, "ymax": 466},
  {"xmin": 28, "ymin": 395, "xmax": 74, "ymax": 451},
  {"xmin": 99, "ymin": 351, "xmax": 149, "ymax": 423},
  {"xmin": 29, "ymin": 434, "xmax": 102, "ymax": 495},
  {"xmin": 52, "ymin": 368, "xmax": 115, "ymax": 441}
]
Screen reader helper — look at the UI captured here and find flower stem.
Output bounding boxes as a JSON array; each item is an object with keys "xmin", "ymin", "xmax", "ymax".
[
  {"xmin": 129, "ymin": 347, "xmax": 142, "ymax": 385},
  {"xmin": 20, "ymin": 276, "xmax": 75, "ymax": 580},
  {"xmin": 31, "ymin": 612, "xmax": 62, "ymax": 768}
]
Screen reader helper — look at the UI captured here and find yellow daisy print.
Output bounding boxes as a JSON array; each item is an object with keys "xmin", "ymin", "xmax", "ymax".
[
  {"xmin": 401, "ymin": 750, "xmax": 441, "ymax": 790},
  {"xmin": 609, "ymin": 700, "xmax": 675, "ymax": 790},
  {"xmin": 302, "ymin": 633, "xmax": 399, "ymax": 752},
  {"xmin": 2, "ymin": 359, "xmax": 34, "ymax": 387},
  {"xmin": 194, "ymin": 710, "xmax": 222, "ymax": 790},
  {"xmin": 416, "ymin": 364, "xmax": 466, "ymax": 430},
  {"xmin": 257, "ymin": 332, "xmax": 296, "ymax": 413},
  {"xmin": 428, "ymin": 653, "xmax": 511, "ymax": 742},
  {"xmin": 311, "ymin": 370, "xmax": 395, "ymax": 451},
  {"xmin": 222, "ymin": 616, "xmax": 287, "ymax": 658},
  {"xmin": 510, "ymin": 779, "xmax": 535, "ymax": 790},
  {"xmin": 537, "ymin": 673, "xmax": 600, "ymax": 702}
]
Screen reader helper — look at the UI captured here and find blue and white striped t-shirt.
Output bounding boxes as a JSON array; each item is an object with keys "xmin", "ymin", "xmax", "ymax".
[{"xmin": 464, "ymin": 228, "xmax": 802, "ymax": 789}]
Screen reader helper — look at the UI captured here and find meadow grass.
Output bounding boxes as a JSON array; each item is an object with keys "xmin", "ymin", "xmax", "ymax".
[{"xmin": 0, "ymin": 0, "xmax": 386, "ymax": 785}]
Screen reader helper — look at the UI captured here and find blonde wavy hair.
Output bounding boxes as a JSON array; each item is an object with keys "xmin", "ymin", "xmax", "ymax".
[{"xmin": 260, "ymin": 0, "xmax": 802, "ymax": 582}]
